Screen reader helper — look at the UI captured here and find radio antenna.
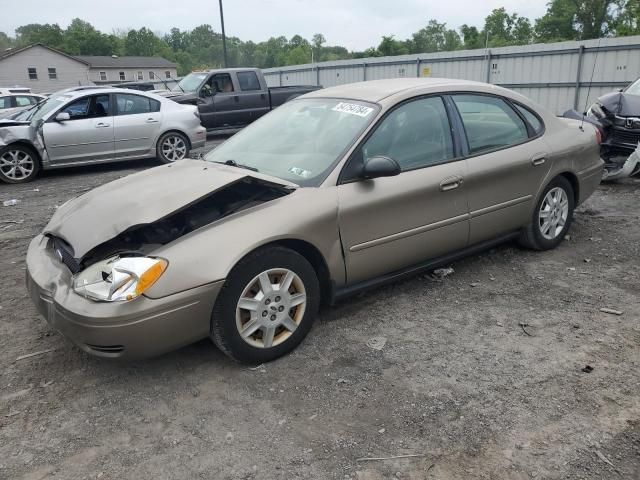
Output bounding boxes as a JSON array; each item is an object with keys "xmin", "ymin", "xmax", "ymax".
[{"xmin": 581, "ymin": 36, "xmax": 602, "ymax": 131}]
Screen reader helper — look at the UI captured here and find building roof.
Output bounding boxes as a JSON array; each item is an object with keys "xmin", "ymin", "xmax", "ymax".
[
  {"xmin": 75, "ymin": 56, "xmax": 177, "ymax": 68},
  {"xmin": 0, "ymin": 44, "xmax": 176, "ymax": 69},
  {"xmin": 0, "ymin": 43, "xmax": 90, "ymax": 65}
]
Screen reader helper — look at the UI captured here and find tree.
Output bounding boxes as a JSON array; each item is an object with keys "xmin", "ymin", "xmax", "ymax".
[
  {"xmin": 408, "ymin": 20, "xmax": 461, "ymax": 53},
  {"xmin": 124, "ymin": 27, "xmax": 163, "ymax": 56},
  {"xmin": 377, "ymin": 35, "xmax": 409, "ymax": 56},
  {"xmin": 15, "ymin": 23, "xmax": 64, "ymax": 49},
  {"xmin": 614, "ymin": 0, "xmax": 640, "ymax": 35},
  {"xmin": 0, "ymin": 32, "xmax": 12, "ymax": 51},
  {"xmin": 460, "ymin": 24, "xmax": 483, "ymax": 49},
  {"xmin": 535, "ymin": 0, "xmax": 623, "ymax": 41},
  {"xmin": 483, "ymin": 8, "xmax": 533, "ymax": 46},
  {"xmin": 64, "ymin": 19, "xmax": 117, "ymax": 55}
]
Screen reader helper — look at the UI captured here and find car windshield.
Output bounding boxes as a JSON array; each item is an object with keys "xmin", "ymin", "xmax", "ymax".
[
  {"xmin": 172, "ymin": 72, "xmax": 208, "ymax": 93},
  {"xmin": 626, "ymin": 78, "xmax": 640, "ymax": 96},
  {"xmin": 13, "ymin": 93, "xmax": 73, "ymax": 123},
  {"xmin": 204, "ymin": 98, "xmax": 379, "ymax": 186}
]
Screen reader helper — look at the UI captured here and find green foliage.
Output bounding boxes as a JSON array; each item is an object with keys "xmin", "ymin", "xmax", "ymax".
[{"xmin": 1, "ymin": 3, "xmax": 638, "ymax": 75}]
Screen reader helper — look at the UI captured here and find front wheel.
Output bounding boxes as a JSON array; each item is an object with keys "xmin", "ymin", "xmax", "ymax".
[
  {"xmin": 0, "ymin": 144, "xmax": 40, "ymax": 184},
  {"xmin": 156, "ymin": 132, "xmax": 190, "ymax": 164},
  {"xmin": 211, "ymin": 246, "xmax": 320, "ymax": 363},
  {"xmin": 519, "ymin": 176, "xmax": 575, "ymax": 250}
]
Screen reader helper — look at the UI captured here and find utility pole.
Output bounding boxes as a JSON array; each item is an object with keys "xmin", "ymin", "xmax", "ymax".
[{"xmin": 219, "ymin": 0, "xmax": 228, "ymax": 67}]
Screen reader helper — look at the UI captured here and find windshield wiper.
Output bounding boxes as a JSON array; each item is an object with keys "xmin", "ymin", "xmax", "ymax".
[{"xmin": 214, "ymin": 159, "xmax": 259, "ymax": 172}]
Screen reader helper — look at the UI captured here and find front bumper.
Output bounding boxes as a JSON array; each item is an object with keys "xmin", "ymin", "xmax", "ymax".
[{"xmin": 25, "ymin": 235, "xmax": 223, "ymax": 359}]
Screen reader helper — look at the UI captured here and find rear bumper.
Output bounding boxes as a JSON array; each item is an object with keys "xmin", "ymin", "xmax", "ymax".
[
  {"xmin": 577, "ymin": 160, "xmax": 604, "ymax": 206},
  {"xmin": 26, "ymin": 235, "xmax": 223, "ymax": 359},
  {"xmin": 190, "ymin": 126, "xmax": 207, "ymax": 150}
]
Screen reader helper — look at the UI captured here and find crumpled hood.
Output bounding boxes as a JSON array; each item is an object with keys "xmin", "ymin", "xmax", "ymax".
[
  {"xmin": 44, "ymin": 159, "xmax": 295, "ymax": 258},
  {"xmin": 598, "ymin": 91, "xmax": 640, "ymax": 117}
]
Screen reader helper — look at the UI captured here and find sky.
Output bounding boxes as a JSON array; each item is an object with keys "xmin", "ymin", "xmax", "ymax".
[{"xmin": 2, "ymin": 0, "xmax": 550, "ymax": 51}]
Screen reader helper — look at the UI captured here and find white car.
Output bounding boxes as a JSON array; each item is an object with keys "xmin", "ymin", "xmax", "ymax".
[
  {"xmin": 0, "ymin": 93, "xmax": 47, "ymax": 118},
  {"xmin": 0, "ymin": 87, "xmax": 206, "ymax": 183}
]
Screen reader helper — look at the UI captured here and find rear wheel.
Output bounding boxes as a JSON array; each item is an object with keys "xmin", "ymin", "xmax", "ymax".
[
  {"xmin": 0, "ymin": 144, "xmax": 40, "ymax": 184},
  {"xmin": 519, "ymin": 176, "xmax": 574, "ymax": 250},
  {"xmin": 156, "ymin": 132, "xmax": 189, "ymax": 163},
  {"xmin": 211, "ymin": 246, "xmax": 320, "ymax": 363}
]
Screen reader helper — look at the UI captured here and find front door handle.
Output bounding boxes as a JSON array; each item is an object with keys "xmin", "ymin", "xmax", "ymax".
[
  {"xmin": 145, "ymin": 118, "xmax": 159, "ymax": 123},
  {"xmin": 95, "ymin": 122, "xmax": 110, "ymax": 128},
  {"xmin": 439, "ymin": 176, "xmax": 463, "ymax": 192},
  {"xmin": 531, "ymin": 154, "xmax": 546, "ymax": 166}
]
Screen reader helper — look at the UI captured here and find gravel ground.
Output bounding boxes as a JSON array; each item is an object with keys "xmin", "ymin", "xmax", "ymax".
[{"xmin": 0, "ymin": 148, "xmax": 639, "ymax": 479}]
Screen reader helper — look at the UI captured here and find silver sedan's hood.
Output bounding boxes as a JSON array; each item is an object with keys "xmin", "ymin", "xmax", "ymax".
[{"xmin": 44, "ymin": 159, "xmax": 295, "ymax": 258}]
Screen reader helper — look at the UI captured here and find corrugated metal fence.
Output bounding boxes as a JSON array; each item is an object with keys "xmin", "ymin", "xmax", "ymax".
[{"xmin": 263, "ymin": 36, "xmax": 640, "ymax": 114}]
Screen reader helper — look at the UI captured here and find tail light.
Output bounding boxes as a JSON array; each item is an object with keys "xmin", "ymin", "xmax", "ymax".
[{"xmin": 595, "ymin": 127, "xmax": 603, "ymax": 145}]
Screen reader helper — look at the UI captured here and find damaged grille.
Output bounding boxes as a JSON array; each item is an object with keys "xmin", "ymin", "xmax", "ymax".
[
  {"xmin": 50, "ymin": 236, "xmax": 82, "ymax": 273},
  {"xmin": 609, "ymin": 128, "xmax": 640, "ymax": 147}
]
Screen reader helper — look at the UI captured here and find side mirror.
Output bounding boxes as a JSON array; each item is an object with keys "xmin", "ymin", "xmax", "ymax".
[
  {"xmin": 362, "ymin": 156, "xmax": 401, "ymax": 179},
  {"xmin": 55, "ymin": 112, "xmax": 70, "ymax": 122}
]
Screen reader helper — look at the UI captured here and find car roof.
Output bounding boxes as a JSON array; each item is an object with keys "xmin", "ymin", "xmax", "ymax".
[
  {"xmin": 51, "ymin": 87, "xmax": 165, "ymax": 100},
  {"xmin": 302, "ymin": 78, "xmax": 502, "ymax": 103}
]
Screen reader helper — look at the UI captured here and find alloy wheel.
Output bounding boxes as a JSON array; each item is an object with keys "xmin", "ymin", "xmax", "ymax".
[
  {"xmin": 161, "ymin": 135, "xmax": 187, "ymax": 162},
  {"xmin": 235, "ymin": 268, "xmax": 307, "ymax": 349},
  {"xmin": 538, "ymin": 187, "xmax": 569, "ymax": 240},
  {"xmin": 0, "ymin": 149, "xmax": 34, "ymax": 181}
]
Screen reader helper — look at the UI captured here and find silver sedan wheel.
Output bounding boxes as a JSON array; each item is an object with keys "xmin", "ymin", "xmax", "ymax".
[
  {"xmin": 0, "ymin": 149, "xmax": 34, "ymax": 181},
  {"xmin": 235, "ymin": 268, "xmax": 307, "ymax": 349},
  {"xmin": 161, "ymin": 135, "xmax": 187, "ymax": 162},
  {"xmin": 539, "ymin": 187, "xmax": 569, "ymax": 240}
]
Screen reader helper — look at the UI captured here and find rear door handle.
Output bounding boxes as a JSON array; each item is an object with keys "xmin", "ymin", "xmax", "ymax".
[
  {"xmin": 95, "ymin": 122, "xmax": 110, "ymax": 128},
  {"xmin": 531, "ymin": 154, "xmax": 546, "ymax": 166},
  {"xmin": 145, "ymin": 118, "xmax": 159, "ymax": 123},
  {"xmin": 439, "ymin": 176, "xmax": 463, "ymax": 192}
]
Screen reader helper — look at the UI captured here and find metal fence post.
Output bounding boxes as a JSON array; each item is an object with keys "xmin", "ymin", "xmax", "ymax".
[
  {"xmin": 363, "ymin": 63, "xmax": 367, "ymax": 81},
  {"xmin": 279, "ymin": 70, "xmax": 283, "ymax": 87},
  {"xmin": 573, "ymin": 45, "xmax": 585, "ymax": 110},
  {"xmin": 485, "ymin": 50, "xmax": 492, "ymax": 83},
  {"xmin": 416, "ymin": 58, "xmax": 420, "ymax": 77},
  {"xmin": 316, "ymin": 66, "xmax": 320, "ymax": 86}
]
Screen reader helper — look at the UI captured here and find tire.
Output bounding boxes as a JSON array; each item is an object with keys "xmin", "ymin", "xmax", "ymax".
[
  {"xmin": 0, "ymin": 144, "xmax": 40, "ymax": 184},
  {"xmin": 156, "ymin": 131, "xmax": 190, "ymax": 164},
  {"xmin": 519, "ymin": 176, "xmax": 575, "ymax": 250},
  {"xmin": 211, "ymin": 246, "xmax": 320, "ymax": 364}
]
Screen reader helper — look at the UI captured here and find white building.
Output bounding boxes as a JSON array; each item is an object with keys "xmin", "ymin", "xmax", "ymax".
[{"xmin": 0, "ymin": 43, "xmax": 178, "ymax": 93}]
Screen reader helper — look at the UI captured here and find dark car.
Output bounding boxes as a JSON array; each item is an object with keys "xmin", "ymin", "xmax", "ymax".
[{"xmin": 166, "ymin": 68, "xmax": 321, "ymax": 131}]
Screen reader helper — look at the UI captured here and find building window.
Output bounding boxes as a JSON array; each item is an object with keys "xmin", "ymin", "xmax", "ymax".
[
  {"xmin": 28, "ymin": 68, "xmax": 37, "ymax": 80},
  {"xmin": 119, "ymin": 71, "xmax": 125, "ymax": 81},
  {"xmin": 137, "ymin": 71, "xmax": 143, "ymax": 80},
  {"xmin": 149, "ymin": 71, "xmax": 155, "ymax": 80},
  {"xmin": 99, "ymin": 71, "xmax": 107, "ymax": 81},
  {"xmin": 165, "ymin": 71, "xmax": 171, "ymax": 79},
  {"xmin": 48, "ymin": 68, "xmax": 57, "ymax": 79}
]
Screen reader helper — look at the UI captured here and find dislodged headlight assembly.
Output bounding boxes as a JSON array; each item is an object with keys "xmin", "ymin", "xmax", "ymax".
[
  {"xmin": 587, "ymin": 103, "xmax": 606, "ymax": 119},
  {"xmin": 73, "ymin": 256, "xmax": 167, "ymax": 302}
]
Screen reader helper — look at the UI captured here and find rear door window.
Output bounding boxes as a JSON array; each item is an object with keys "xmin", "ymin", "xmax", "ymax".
[
  {"xmin": 0, "ymin": 96, "xmax": 12, "ymax": 109},
  {"xmin": 115, "ymin": 93, "xmax": 160, "ymax": 115},
  {"xmin": 237, "ymin": 71, "xmax": 261, "ymax": 91},
  {"xmin": 15, "ymin": 96, "xmax": 33, "ymax": 107},
  {"xmin": 452, "ymin": 94, "xmax": 528, "ymax": 154}
]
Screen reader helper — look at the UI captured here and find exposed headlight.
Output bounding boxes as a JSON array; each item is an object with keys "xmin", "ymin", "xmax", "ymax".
[
  {"xmin": 587, "ymin": 103, "xmax": 606, "ymax": 119},
  {"xmin": 73, "ymin": 256, "xmax": 167, "ymax": 302}
]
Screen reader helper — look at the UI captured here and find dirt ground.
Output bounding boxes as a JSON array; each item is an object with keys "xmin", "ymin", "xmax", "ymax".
[{"xmin": 0, "ymin": 150, "xmax": 639, "ymax": 480}]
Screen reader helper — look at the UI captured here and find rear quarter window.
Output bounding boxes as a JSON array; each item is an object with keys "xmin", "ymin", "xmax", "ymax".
[{"xmin": 514, "ymin": 103, "xmax": 544, "ymax": 135}]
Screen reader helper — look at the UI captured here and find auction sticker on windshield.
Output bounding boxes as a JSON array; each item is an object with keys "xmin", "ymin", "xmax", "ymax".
[{"xmin": 332, "ymin": 102, "xmax": 374, "ymax": 117}]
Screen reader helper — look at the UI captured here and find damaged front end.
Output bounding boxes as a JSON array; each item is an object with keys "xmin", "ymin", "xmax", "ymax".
[
  {"xmin": 0, "ymin": 119, "xmax": 48, "ymax": 163},
  {"xmin": 579, "ymin": 90, "xmax": 640, "ymax": 180},
  {"xmin": 46, "ymin": 167, "xmax": 293, "ymax": 284}
]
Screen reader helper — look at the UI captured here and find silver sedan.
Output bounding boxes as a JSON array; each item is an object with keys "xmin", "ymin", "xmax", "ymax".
[{"xmin": 0, "ymin": 87, "xmax": 206, "ymax": 183}]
